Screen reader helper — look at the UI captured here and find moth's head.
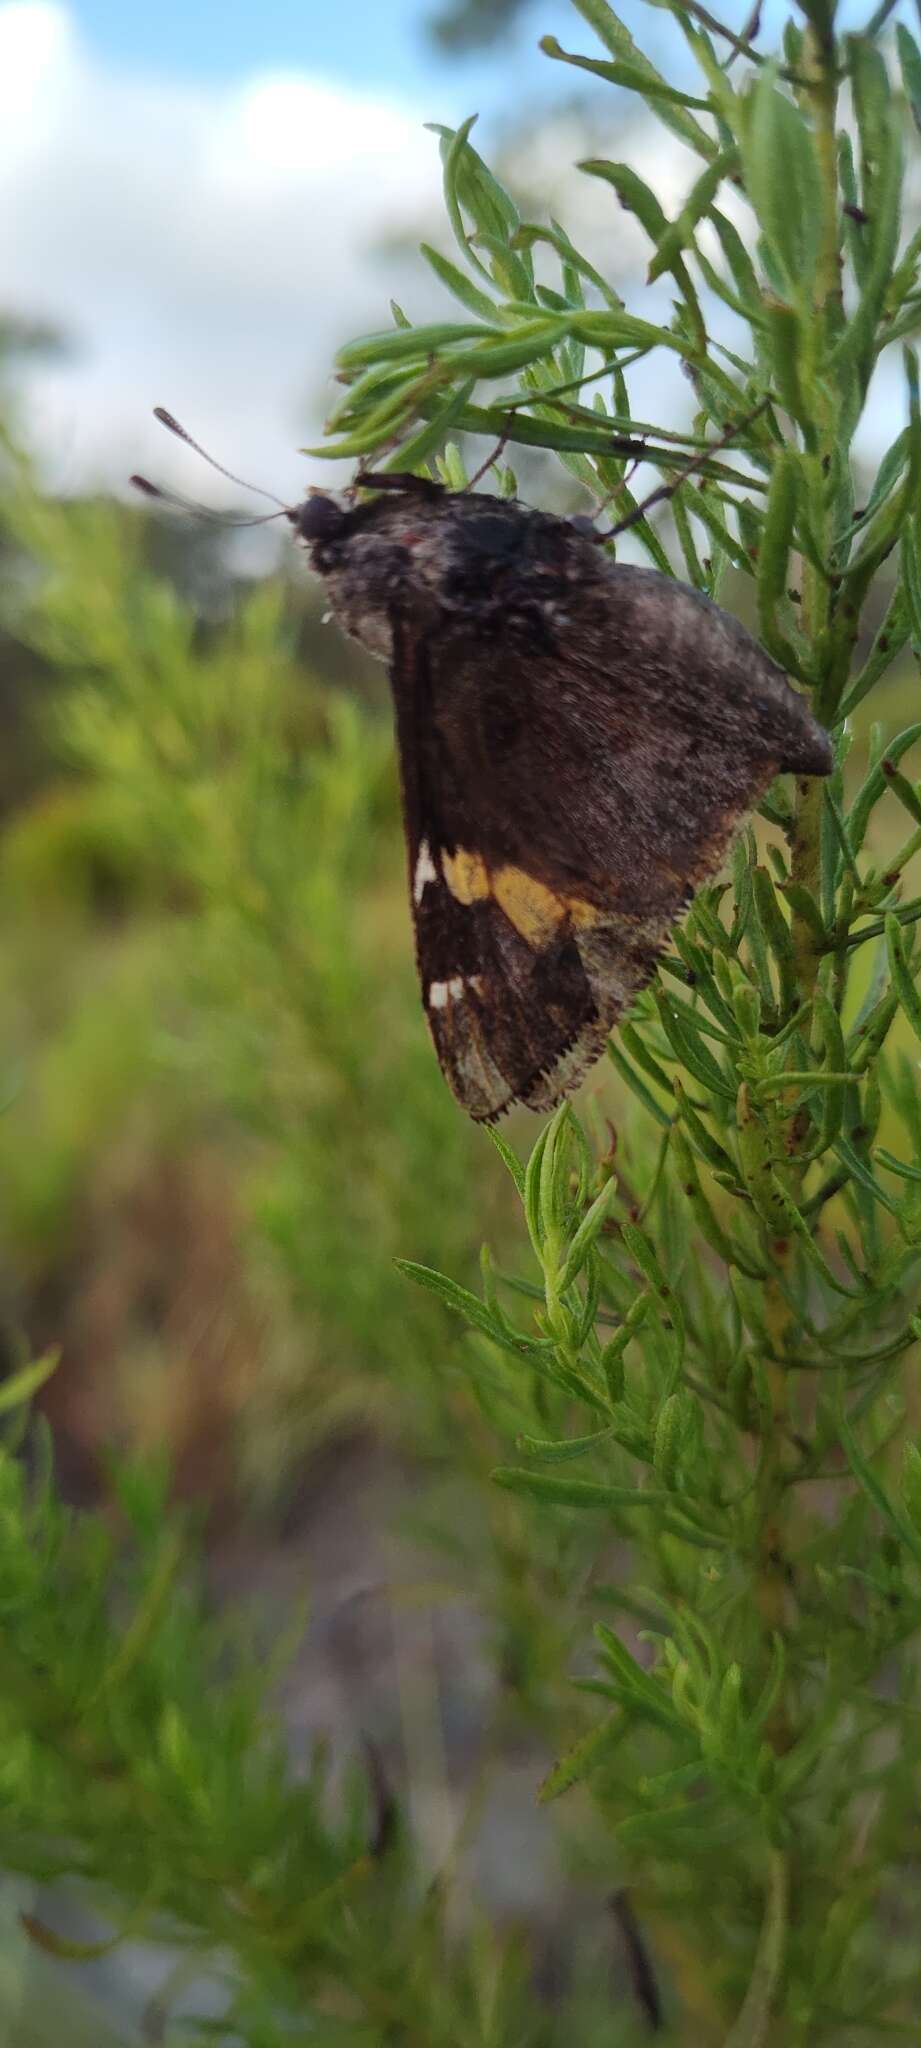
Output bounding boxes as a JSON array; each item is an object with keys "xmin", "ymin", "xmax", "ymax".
[
  {"xmin": 289, "ymin": 491, "xmax": 353, "ymax": 552},
  {"xmin": 291, "ymin": 474, "xmax": 443, "ymax": 557},
  {"xmin": 292, "ymin": 480, "xmax": 454, "ymax": 661}
]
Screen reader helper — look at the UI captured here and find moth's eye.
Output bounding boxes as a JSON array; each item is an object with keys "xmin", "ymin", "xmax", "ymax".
[
  {"xmin": 462, "ymin": 513, "xmax": 524, "ymax": 558},
  {"xmin": 295, "ymin": 495, "xmax": 348, "ymax": 543}
]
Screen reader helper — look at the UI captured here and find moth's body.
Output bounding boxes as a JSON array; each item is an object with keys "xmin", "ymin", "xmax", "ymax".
[{"xmin": 295, "ymin": 482, "xmax": 832, "ymax": 1122}]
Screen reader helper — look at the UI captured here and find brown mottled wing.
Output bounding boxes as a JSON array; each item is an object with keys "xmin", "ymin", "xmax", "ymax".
[{"xmin": 387, "ymin": 556, "xmax": 830, "ymax": 1122}]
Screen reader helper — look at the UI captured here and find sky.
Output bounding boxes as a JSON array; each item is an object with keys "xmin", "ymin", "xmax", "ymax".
[
  {"xmin": 0, "ymin": 0, "xmax": 912, "ymax": 515},
  {"xmin": 0, "ymin": 0, "xmax": 587, "ymax": 508},
  {"xmin": 0, "ymin": 0, "xmax": 470, "ymax": 501},
  {"xmin": 61, "ymin": 0, "xmax": 554, "ymax": 105}
]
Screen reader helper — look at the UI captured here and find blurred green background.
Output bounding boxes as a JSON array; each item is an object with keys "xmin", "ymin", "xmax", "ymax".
[{"xmin": 0, "ymin": 468, "xmax": 517, "ymax": 1493}]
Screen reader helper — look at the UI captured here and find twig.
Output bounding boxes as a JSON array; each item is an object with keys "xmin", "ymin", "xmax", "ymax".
[{"xmin": 610, "ymin": 1889, "xmax": 664, "ymax": 2033}]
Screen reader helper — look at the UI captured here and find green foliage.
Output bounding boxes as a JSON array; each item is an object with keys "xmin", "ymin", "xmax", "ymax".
[
  {"xmin": 5, "ymin": 0, "xmax": 921, "ymax": 2042},
  {"xmin": 319, "ymin": 2, "xmax": 921, "ymax": 2039},
  {"xmin": 0, "ymin": 1401, "xmax": 564, "ymax": 2046}
]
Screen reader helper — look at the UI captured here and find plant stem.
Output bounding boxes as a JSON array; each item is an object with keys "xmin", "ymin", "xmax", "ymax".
[
  {"xmin": 756, "ymin": 0, "xmax": 842, "ymax": 1830},
  {"xmin": 725, "ymin": 1849, "xmax": 789, "ymax": 2048},
  {"xmin": 756, "ymin": 711, "xmax": 827, "ymax": 1756}
]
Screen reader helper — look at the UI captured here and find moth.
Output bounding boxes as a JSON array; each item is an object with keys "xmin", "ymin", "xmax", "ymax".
[
  {"xmin": 133, "ymin": 424, "xmax": 832, "ymax": 1124},
  {"xmin": 292, "ymin": 476, "xmax": 832, "ymax": 1122}
]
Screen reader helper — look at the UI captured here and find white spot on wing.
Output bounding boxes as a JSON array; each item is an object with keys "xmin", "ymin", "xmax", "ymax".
[
  {"xmin": 428, "ymin": 976, "xmax": 466, "ymax": 1010},
  {"xmin": 414, "ymin": 839, "xmax": 439, "ymax": 904}
]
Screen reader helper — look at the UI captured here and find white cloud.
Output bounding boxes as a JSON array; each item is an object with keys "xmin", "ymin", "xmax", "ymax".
[
  {"xmin": 0, "ymin": 3, "xmax": 736, "ymax": 519},
  {"xmin": 0, "ymin": 2, "xmax": 444, "ymax": 503},
  {"xmin": 0, "ymin": 1, "xmax": 903, "ymax": 521}
]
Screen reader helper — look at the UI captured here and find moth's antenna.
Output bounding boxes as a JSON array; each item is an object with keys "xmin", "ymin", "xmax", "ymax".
[
  {"xmin": 129, "ymin": 474, "xmax": 289, "ymax": 527},
  {"xmin": 152, "ymin": 406, "xmax": 289, "ymax": 510}
]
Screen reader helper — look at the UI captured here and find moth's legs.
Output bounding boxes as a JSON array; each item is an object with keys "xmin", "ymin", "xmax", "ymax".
[
  {"xmin": 465, "ymin": 430, "xmax": 511, "ymax": 492},
  {"xmin": 602, "ymin": 396, "xmax": 771, "ymax": 541}
]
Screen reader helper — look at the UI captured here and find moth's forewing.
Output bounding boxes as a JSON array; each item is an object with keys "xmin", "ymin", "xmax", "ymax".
[{"xmin": 301, "ymin": 487, "xmax": 832, "ymax": 1120}]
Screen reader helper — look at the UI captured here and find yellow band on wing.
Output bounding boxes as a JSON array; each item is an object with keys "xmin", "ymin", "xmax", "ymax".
[
  {"xmin": 442, "ymin": 847, "xmax": 490, "ymax": 903},
  {"xmin": 442, "ymin": 846, "xmax": 601, "ymax": 946}
]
